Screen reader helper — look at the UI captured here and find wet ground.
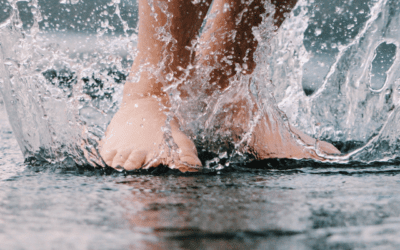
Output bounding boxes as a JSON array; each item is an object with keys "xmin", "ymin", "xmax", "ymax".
[{"xmin": 1, "ymin": 102, "xmax": 400, "ymax": 250}]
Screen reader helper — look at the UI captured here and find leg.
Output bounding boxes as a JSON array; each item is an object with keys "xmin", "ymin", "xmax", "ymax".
[
  {"xmin": 197, "ymin": 0, "xmax": 298, "ymax": 92},
  {"xmin": 197, "ymin": 0, "xmax": 340, "ymax": 158},
  {"xmin": 123, "ymin": 0, "xmax": 212, "ymax": 101},
  {"xmin": 100, "ymin": 0, "xmax": 212, "ymax": 172},
  {"xmin": 272, "ymin": 0, "xmax": 298, "ymax": 28},
  {"xmin": 197, "ymin": 0, "xmax": 265, "ymax": 93}
]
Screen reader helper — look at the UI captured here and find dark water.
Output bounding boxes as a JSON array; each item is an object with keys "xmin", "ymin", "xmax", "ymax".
[{"xmin": 1, "ymin": 103, "xmax": 400, "ymax": 250}]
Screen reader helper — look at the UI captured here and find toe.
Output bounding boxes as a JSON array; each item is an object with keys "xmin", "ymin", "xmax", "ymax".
[
  {"xmin": 171, "ymin": 128, "xmax": 200, "ymax": 160},
  {"xmin": 318, "ymin": 141, "xmax": 341, "ymax": 155},
  {"xmin": 179, "ymin": 155, "xmax": 202, "ymax": 168},
  {"xmin": 124, "ymin": 150, "xmax": 148, "ymax": 171},
  {"xmin": 142, "ymin": 156, "xmax": 163, "ymax": 170},
  {"xmin": 175, "ymin": 161, "xmax": 202, "ymax": 173},
  {"xmin": 111, "ymin": 149, "xmax": 132, "ymax": 169},
  {"xmin": 101, "ymin": 149, "xmax": 117, "ymax": 166}
]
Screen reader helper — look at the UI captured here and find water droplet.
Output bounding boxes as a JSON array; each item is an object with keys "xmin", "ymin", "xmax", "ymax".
[
  {"xmin": 135, "ymin": 104, "xmax": 138, "ymax": 108},
  {"xmin": 140, "ymin": 124, "xmax": 144, "ymax": 128},
  {"xmin": 223, "ymin": 3, "xmax": 230, "ymax": 13},
  {"xmin": 219, "ymin": 151, "xmax": 228, "ymax": 159},
  {"xmin": 216, "ymin": 164, "xmax": 224, "ymax": 170},
  {"xmin": 335, "ymin": 7, "xmax": 343, "ymax": 14},
  {"xmin": 166, "ymin": 73, "xmax": 173, "ymax": 81}
]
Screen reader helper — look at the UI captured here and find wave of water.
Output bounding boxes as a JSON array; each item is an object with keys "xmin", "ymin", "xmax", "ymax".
[
  {"xmin": 271, "ymin": 0, "xmax": 400, "ymax": 163},
  {"xmin": 1, "ymin": 0, "xmax": 400, "ymax": 170}
]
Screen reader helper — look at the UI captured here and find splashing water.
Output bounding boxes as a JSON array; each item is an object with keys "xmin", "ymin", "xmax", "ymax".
[
  {"xmin": 271, "ymin": 0, "xmax": 400, "ymax": 163},
  {"xmin": 0, "ymin": 0, "xmax": 399, "ymax": 170},
  {"xmin": 0, "ymin": 0, "xmax": 136, "ymax": 168}
]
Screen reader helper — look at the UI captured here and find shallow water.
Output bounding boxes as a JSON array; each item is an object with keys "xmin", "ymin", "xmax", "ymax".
[{"xmin": 2, "ymin": 102, "xmax": 400, "ymax": 249}]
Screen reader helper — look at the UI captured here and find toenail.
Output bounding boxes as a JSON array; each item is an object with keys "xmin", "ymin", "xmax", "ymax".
[{"xmin": 114, "ymin": 165, "xmax": 125, "ymax": 172}]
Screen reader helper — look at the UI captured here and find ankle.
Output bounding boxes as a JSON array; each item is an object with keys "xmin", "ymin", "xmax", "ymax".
[
  {"xmin": 121, "ymin": 90, "xmax": 170, "ymax": 109},
  {"xmin": 122, "ymin": 75, "xmax": 169, "ymax": 104}
]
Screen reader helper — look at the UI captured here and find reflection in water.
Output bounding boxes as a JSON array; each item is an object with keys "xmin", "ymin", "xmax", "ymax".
[
  {"xmin": 116, "ymin": 168, "xmax": 400, "ymax": 250},
  {"xmin": 120, "ymin": 173, "xmax": 310, "ymax": 249}
]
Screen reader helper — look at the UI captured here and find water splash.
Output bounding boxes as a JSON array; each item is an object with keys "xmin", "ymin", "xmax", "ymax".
[
  {"xmin": 0, "ymin": 0, "xmax": 136, "ymax": 168},
  {"xmin": 270, "ymin": 0, "xmax": 400, "ymax": 162},
  {"xmin": 1, "ymin": 0, "xmax": 400, "ymax": 170}
]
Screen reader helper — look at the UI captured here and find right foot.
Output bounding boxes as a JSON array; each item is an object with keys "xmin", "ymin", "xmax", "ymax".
[
  {"xmin": 250, "ymin": 113, "xmax": 341, "ymax": 160},
  {"xmin": 100, "ymin": 97, "xmax": 201, "ymax": 172}
]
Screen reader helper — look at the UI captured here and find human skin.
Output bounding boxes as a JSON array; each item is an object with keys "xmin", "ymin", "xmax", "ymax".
[
  {"xmin": 100, "ymin": 0, "xmax": 340, "ymax": 172},
  {"xmin": 197, "ymin": 0, "xmax": 298, "ymax": 93}
]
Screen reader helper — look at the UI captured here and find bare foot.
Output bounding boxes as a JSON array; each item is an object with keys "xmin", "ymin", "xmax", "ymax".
[
  {"xmin": 249, "ymin": 109, "xmax": 340, "ymax": 161},
  {"xmin": 290, "ymin": 125, "xmax": 341, "ymax": 156},
  {"xmin": 100, "ymin": 97, "xmax": 201, "ymax": 172}
]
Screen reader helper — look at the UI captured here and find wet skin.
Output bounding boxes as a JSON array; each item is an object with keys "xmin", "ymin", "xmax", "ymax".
[{"xmin": 100, "ymin": 0, "xmax": 340, "ymax": 172}]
